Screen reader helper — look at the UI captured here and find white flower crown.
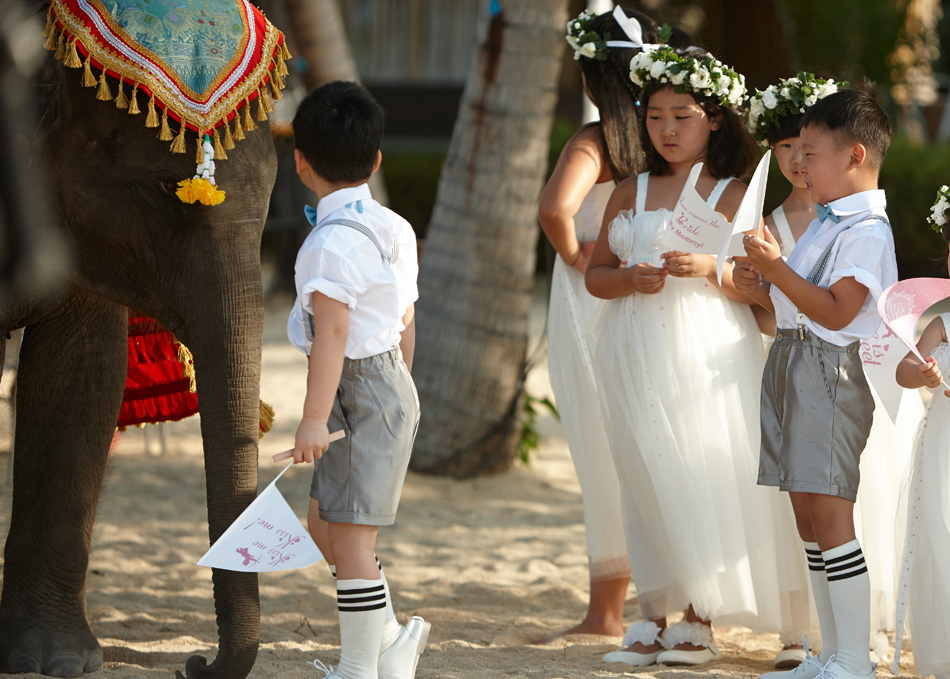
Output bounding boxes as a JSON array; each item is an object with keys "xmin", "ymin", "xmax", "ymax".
[
  {"xmin": 928, "ymin": 185, "xmax": 950, "ymax": 231},
  {"xmin": 746, "ymin": 72, "xmax": 843, "ymax": 143},
  {"xmin": 565, "ymin": 6, "xmax": 662, "ymax": 62},
  {"xmin": 629, "ymin": 45, "xmax": 746, "ymax": 109}
]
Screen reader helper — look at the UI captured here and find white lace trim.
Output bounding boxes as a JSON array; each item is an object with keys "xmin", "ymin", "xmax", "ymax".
[
  {"xmin": 659, "ymin": 621, "xmax": 714, "ymax": 649},
  {"xmin": 622, "ymin": 620, "xmax": 662, "ymax": 648}
]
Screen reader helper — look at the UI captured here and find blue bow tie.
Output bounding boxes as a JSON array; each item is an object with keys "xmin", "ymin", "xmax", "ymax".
[
  {"xmin": 816, "ymin": 203, "xmax": 839, "ymax": 224},
  {"xmin": 304, "ymin": 204, "xmax": 318, "ymax": 225}
]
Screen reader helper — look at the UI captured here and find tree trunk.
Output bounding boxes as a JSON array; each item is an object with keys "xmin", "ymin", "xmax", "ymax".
[
  {"xmin": 280, "ymin": 0, "xmax": 388, "ymax": 204},
  {"xmin": 409, "ymin": 0, "xmax": 569, "ymax": 477}
]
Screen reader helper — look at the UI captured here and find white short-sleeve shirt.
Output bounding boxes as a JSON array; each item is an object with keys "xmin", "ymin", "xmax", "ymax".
[
  {"xmin": 288, "ymin": 184, "xmax": 419, "ymax": 359},
  {"xmin": 771, "ymin": 190, "xmax": 897, "ymax": 346}
]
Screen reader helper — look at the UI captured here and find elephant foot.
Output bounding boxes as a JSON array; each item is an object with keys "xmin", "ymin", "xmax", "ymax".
[{"xmin": 0, "ymin": 623, "xmax": 103, "ymax": 677}]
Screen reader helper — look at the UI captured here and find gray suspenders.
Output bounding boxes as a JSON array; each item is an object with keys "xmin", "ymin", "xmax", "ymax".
[
  {"xmin": 304, "ymin": 218, "xmax": 400, "ymax": 342},
  {"xmin": 794, "ymin": 212, "xmax": 891, "ymax": 340}
]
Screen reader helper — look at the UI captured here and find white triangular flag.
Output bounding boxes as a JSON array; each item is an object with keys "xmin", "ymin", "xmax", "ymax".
[
  {"xmin": 197, "ymin": 462, "xmax": 323, "ymax": 572},
  {"xmin": 717, "ymin": 149, "xmax": 771, "ymax": 284},
  {"xmin": 661, "ymin": 153, "xmax": 771, "ymax": 285}
]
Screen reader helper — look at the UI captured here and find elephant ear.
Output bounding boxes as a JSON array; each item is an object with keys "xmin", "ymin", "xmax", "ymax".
[{"xmin": 41, "ymin": 0, "xmax": 290, "ymax": 204}]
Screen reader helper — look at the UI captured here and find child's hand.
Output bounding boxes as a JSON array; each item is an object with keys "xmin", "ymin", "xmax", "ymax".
[
  {"xmin": 293, "ymin": 418, "xmax": 330, "ymax": 463},
  {"xmin": 626, "ymin": 262, "xmax": 668, "ymax": 294},
  {"xmin": 743, "ymin": 227, "xmax": 783, "ymax": 277},
  {"xmin": 661, "ymin": 251, "xmax": 715, "ymax": 279},
  {"xmin": 733, "ymin": 259, "xmax": 763, "ymax": 295},
  {"xmin": 570, "ymin": 241, "xmax": 597, "ymax": 274},
  {"xmin": 917, "ymin": 357, "xmax": 947, "ymax": 394}
]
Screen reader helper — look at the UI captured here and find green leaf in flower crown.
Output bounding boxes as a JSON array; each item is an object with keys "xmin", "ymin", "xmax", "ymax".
[{"xmin": 659, "ymin": 23, "xmax": 672, "ymax": 45}]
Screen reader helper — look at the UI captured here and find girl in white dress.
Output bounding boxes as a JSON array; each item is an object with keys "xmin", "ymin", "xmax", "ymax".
[
  {"xmin": 748, "ymin": 76, "xmax": 924, "ymax": 671},
  {"xmin": 536, "ymin": 6, "xmax": 662, "ymax": 641},
  {"xmin": 586, "ymin": 46, "xmax": 791, "ymax": 666},
  {"xmin": 892, "ymin": 210, "xmax": 950, "ymax": 679}
]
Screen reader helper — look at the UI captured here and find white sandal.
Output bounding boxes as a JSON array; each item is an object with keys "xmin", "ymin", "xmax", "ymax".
[
  {"xmin": 603, "ymin": 620, "xmax": 664, "ymax": 667},
  {"xmin": 655, "ymin": 621, "xmax": 721, "ymax": 666}
]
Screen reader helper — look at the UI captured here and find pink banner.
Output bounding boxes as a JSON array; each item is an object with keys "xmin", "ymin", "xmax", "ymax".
[{"xmin": 877, "ymin": 277, "xmax": 950, "ymax": 388}]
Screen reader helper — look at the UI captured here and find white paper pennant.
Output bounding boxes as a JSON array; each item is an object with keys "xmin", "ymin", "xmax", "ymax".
[{"xmin": 197, "ymin": 462, "xmax": 323, "ymax": 572}]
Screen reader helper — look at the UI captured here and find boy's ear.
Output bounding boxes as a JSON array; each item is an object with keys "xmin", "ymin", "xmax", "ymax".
[
  {"xmin": 294, "ymin": 148, "xmax": 310, "ymax": 176},
  {"xmin": 849, "ymin": 143, "xmax": 868, "ymax": 168},
  {"xmin": 372, "ymin": 149, "xmax": 382, "ymax": 174}
]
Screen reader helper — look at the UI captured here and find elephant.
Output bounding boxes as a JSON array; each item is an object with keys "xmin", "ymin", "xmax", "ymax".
[{"xmin": 0, "ymin": 4, "xmax": 280, "ymax": 677}]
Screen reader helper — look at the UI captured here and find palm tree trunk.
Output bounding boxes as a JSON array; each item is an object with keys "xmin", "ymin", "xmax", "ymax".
[
  {"xmin": 280, "ymin": 0, "xmax": 388, "ymax": 204},
  {"xmin": 410, "ymin": 0, "xmax": 569, "ymax": 477}
]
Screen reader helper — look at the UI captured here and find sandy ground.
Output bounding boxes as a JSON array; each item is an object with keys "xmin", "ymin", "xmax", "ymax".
[{"xmin": 0, "ymin": 286, "xmax": 937, "ymax": 679}]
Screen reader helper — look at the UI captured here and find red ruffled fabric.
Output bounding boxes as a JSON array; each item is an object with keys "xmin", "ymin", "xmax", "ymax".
[{"xmin": 117, "ymin": 315, "xmax": 199, "ymax": 428}]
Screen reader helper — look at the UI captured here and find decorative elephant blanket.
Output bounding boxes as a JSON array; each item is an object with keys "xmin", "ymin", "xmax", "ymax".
[{"xmin": 44, "ymin": 0, "xmax": 289, "ymax": 203}]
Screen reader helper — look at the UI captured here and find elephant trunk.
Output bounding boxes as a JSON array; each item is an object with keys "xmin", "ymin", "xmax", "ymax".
[{"xmin": 174, "ymin": 250, "xmax": 265, "ymax": 679}]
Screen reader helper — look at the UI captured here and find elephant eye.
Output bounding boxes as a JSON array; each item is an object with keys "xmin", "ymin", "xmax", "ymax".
[{"xmin": 159, "ymin": 179, "xmax": 179, "ymax": 195}]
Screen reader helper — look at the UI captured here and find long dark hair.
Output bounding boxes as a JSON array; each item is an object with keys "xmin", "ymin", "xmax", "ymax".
[
  {"xmin": 766, "ymin": 113, "xmax": 803, "ymax": 146},
  {"xmin": 638, "ymin": 48, "xmax": 758, "ymax": 180},
  {"xmin": 577, "ymin": 7, "xmax": 661, "ymax": 181}
]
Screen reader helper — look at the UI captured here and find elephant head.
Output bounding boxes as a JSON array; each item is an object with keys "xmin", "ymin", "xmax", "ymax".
[{"xmin": 0, "ymin": 1, "xmax": 285, "ymax": 676}]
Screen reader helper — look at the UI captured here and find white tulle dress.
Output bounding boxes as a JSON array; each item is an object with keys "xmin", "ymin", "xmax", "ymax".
[
  {"xmin": 592, "ymin": 172, "xmax": 794, "ymax": 628},
  {"xmin": 547, "ymin": 180, "xmax": 631, "ymax": 581},
  {"xmin": 893, "ymin": 312, "xmax": 950, "ymax": 679},
  {"xmin": 775, "ymin": 205, "xmax": 924, "ymax": 651}
]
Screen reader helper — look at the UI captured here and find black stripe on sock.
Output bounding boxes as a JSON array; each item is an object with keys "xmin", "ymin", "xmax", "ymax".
[
  {"xmin": 804, "ymin": 548, "xmax": 822, "ymax": 556},
  {"xmin": 826, "ymin": 557, "xmax": 866, "ymax": 575},
  {"xmin": 338, "ymin": 601, "xmax": 387, "ymax": 612},
  {"xmin": 338, "ymin": 593, "xmax": 386, "ymax": 605},
  {"xmin": 808, "ymin": 564, "xmax": 825, "ymax": 571},
  {"xmin": 807, "ymin": 556, "xmax": 824, "ymax": 565},
  {"xmin": 827, "ymin": 565, "xmax": 868, "ymax": 582},
  {"xmin": 824, "ymin": 548, "xmax": 862, "ymax": 566},
  {"xmin": 337, "ymin": 584, "xmax": 385, "ymax": 596}
]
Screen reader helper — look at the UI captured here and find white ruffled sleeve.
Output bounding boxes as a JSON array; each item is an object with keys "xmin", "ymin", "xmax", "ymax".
[{"xmin": 828, "ymin": 222, "xmax": 896, "ymax": 302}]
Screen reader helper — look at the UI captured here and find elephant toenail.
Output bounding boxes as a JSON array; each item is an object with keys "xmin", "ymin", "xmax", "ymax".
[
  {"xmin": 84, "ymin": 651, "xmax": 104, "ymax": 672},
  {"xmin": 47, "ymin": 655, "xmax": 85, "ymax": 678},
  {"xmin": 8, "ymin": 655, "xmax": 43, "ymax": 673}
]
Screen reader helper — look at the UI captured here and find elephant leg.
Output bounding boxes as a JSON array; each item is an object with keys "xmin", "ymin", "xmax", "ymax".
[{"xmin": 0, "ymin": 293, "xmax": 126, "ymax": 678}]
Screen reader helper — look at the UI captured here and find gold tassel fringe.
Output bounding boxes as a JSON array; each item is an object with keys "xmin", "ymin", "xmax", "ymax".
[
  {"xmin": 196, "ymin": 133, "xmax": 204, "ymax": 163},
  {"xmin": 44, "ymin": 11, "xmax": 54, "ymax": 38},
  {"xmin": 176, "ymin": 342, "xmax": 197, "ymax": 394},
  {"xmin": 256, "ymin": 90, "xmax": 269, "ymax": 121},
  {"xmin": 213, "ymin": 127, "xmax": 227, "ymax": 160},
  {"xmin": 55, "ymin": 33, "xmax": 65, "ymax": 62},
  {"xmin": 276, "ymin": 54, "xmax": 288, "ymax": 77},
  {"xmin": 280, "ymin": 40, "xmax": 291, "ymax": 60},
  {"xmin": 243, "ymin": 98, "xmax": 256, "ymax": 132},
  {"xmin": 96, "ymin": 70, "xmax": 112, "ymax": 101},
  {"xmin": 260, "ymin": 86, "xmax": 272, "ymax": 113},
  {"xmin": 82, "ymin": 53, "xmax": 96, "ymax": 87},
  {"xmin": 223, "ymin": 116, "xmax": 235, "ymax": 150},
  {"xmin": 115, "ymin": 77, "xmax": 129, "ymax": 109},
  {"xmin": 170, "ymin": 122, "xmax": 187, "ymax": 154},
  {"xmin": 65, "ymin": 38, "xmax": 82, "ymax": 68},
  {"xmin": 145, "ymin": 93, "xmax": 159, "ymax": 127},
  {"xmin": 159, "ymin": 108, "xmax": 173, "ymax": 141},
  {"xmin": 269, "ymin": 76, "xmax": 282, "ymax": 100},
  {"xmin": 128, "ymin": 83, "xmax": 140, "ymax": 115},
  {"xmin": 44, "ymin": 23, "xmax": 58, "ymax": 52},
  {"xmin": 258, "ymin": 400, "xmax": 275, "ymax": 439},
  {"xmin": 232, "ymin": 109, "xmax": 245, "ymax": 141}
]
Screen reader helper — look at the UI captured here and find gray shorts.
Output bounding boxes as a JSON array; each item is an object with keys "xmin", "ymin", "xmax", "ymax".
[
  {"xmin": 758, "ymin": 328, "xmax": 874, "ymax": 501},
  {"xmin": 310, "ymin": 348, "xmax": 420, "ymax": 525}
]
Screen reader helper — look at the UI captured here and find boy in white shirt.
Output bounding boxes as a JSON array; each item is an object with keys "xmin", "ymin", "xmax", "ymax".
[
  {"xmin": 735, "ymin": 80, "xmax": 897, "ymax": 679},
  {"xmin": 287, "ymin": 80, "xmax": 426, "ymax": 679}
]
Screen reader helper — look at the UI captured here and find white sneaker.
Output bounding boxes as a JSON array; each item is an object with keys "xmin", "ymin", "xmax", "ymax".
[
  {"xmin": 307, "ymin": 658, "xmax": 343, "ymax": 678},
  {"xmin": 818, "ymin": 660, "xmax": 876, "ymax": 679},
  {"xmin": 378, "ymin": 616, "xmax": 431, "ymax": 679}
]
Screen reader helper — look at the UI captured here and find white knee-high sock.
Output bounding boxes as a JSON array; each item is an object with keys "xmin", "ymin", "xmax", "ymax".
[
  {"xmin": 804, "ymin": 541, "xmax": 836, "ymax": 661},
  {"xmin": 823, "ymin": 540, "xmax": 872, "ymax": 674},
  {"xmin": 375, "ymin": 555, "xmax": 402, "ymax": 652},
  {"xmin": 336, "ymin": 578, "xmax": 386, "ymax": 679}
]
